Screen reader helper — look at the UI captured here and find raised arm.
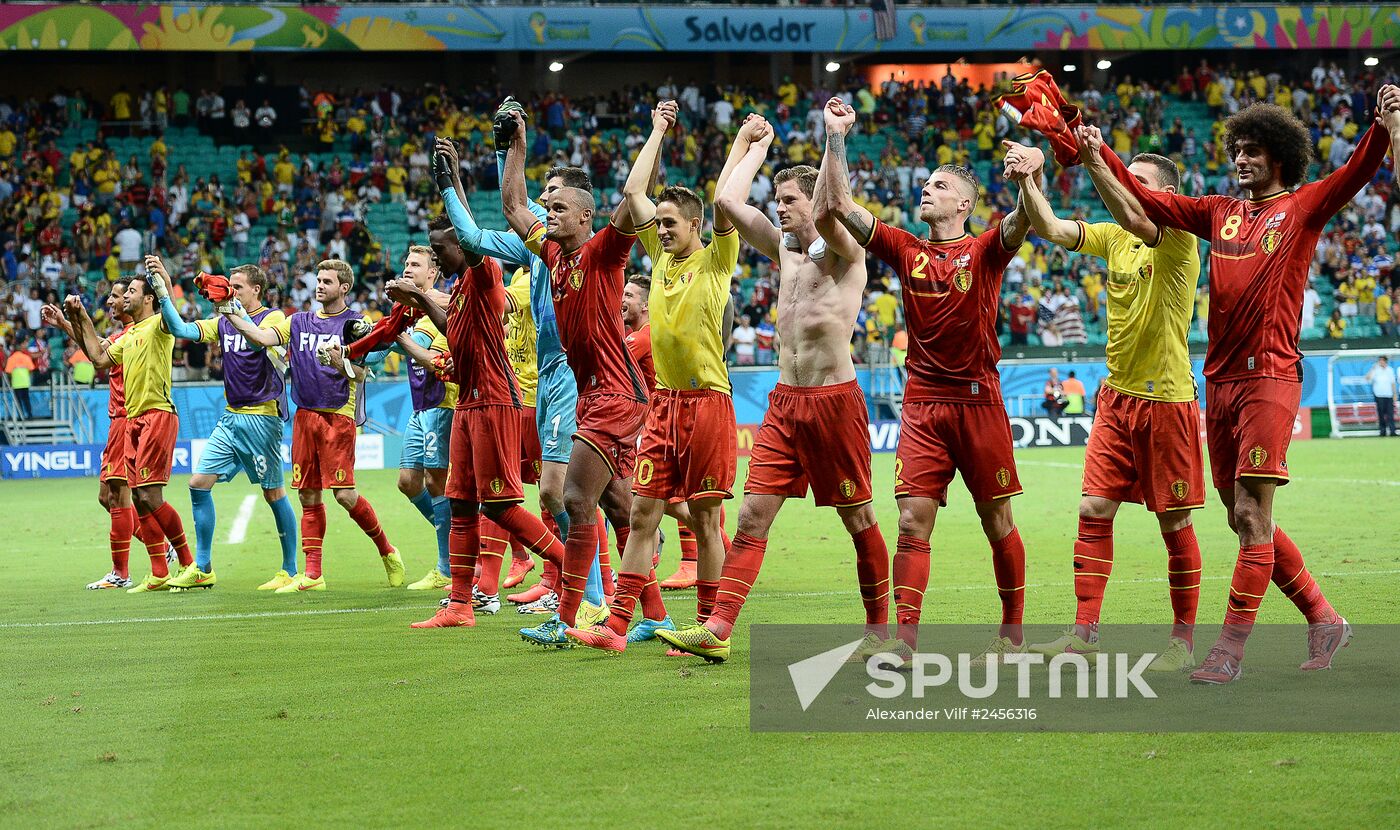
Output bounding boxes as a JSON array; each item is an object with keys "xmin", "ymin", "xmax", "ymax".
[
  {"xmin": 1003, "ymin": 142, "xmax": 1080, "ymax": 248},
  {"xmin": 395, "ymin": 330, "xmax": 439, "ymax": 373},
  {"xmin": 624, "ymin": 101, "xmax": 676, "ymax": 230},
  {"xmin": 712, "ymin": 115, "xmax": 763, "ymax": 233},
  {"xmin": 41, "ymin": 303, "xmax": 75, "ymax": 340},
  {"xmin": 1074, "ymin": 138, "xmax": 1162, "ymax": 246},
  {"xmin": 144, "ymin": 254, "xmax": 202, "ymax": 340},
  {"xmin": 714, "ymin": 118, "xmax": 781, "ymax": 261},
  {"xmin": 499, "ymin": 109, "xmax": 539, "ymax": 240},
  {"xmin": 815, "ymin": 97, "xmax": 870, "ymax": 260},
  {"xmin": 1302, "ymin": 86, "xmax": 1398, "ymax": 226},
  {"xmin": 1081, "ymin": 125, "xmax": 1213, "ymax": 239},
  {"xmin": 221, "ymin": 305, "xmax": 280, "ymax": 347},
  {"xmin": 999, "ymin": 184, "xmax": 1032, "ymax": 251},
  {"xmin": 63, "ymin": 295, "xmax": 114, "ymax": 371}
]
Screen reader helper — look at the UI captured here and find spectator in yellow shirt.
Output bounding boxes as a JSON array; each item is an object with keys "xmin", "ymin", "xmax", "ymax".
[
  {"xmin": 1327, "ymin": 309, "xmax": 1346, "ymax": 339},
  {"xmin": 110, "ymin": 86, "xmax": 133, "ymax": 120}
]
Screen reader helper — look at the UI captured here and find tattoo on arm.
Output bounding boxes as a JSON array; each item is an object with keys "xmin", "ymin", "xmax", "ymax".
[{"xmin": 844, "ymin": 209, "xmax": 873, "ymax": 242}]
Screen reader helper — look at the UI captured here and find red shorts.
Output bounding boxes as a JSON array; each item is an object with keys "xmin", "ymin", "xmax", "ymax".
[
  {"xmin": 447, "ymin": 405, "xmax": 525, "ymax": 503},
  {"xmin": 896, "ymin": 400, "xmax": 1021, "ymax": 505},
  {"xmin": 1083, "ymin": 385, "xmax": 1205, "ymax": 512},
  {"xmin": 634, "ymin": 389, "xmax": 737, "ymax": 502},
  {"xmin": 746, "ymin": 380, "xmax": 873, "ymax": 508},
  {"xmin": 102, "ymin": 416, "xmax": 129, "ymax": 482},
  {"xmin": 520, "ymin": 405, "xmax": 542, "ymax": 485},
  {"xmin": 124, "ymin": 409, "xmax": 178, "ymax": 488},
  {"xmin": 574, "ymin": 393, "xmax": 647, "ymax": 480},
  {"xmin": 1205, "ymin": 378, "xmax": 1298, "ymax": 490},
  {"xmin": 291, "ymin": 409, "xmax": 357, "ymax": 491}
]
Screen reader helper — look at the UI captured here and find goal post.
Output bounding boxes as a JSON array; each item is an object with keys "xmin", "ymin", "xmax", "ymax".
[{"xmin": 1326, "ymin": 349, "xmax": 1400, "ymax": 438}]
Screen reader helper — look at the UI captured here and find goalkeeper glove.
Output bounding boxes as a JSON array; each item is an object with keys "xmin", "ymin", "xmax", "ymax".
[{"xmin": 493, "ymin": 96, "xmax": 525, "ymax": 147}]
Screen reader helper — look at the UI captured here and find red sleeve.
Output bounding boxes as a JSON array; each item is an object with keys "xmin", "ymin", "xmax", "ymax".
[
  {"xmin": 981, "ymin": 225, "xmax": 1017, "ymax": 269},
  {"xmin": 595, "ymin": 222, "xmax": 638, "ymax": 270},
  {"xmin": 863, "ymin": 219, "xmax": 919, "ymax": 275},
  {"xmin": 1099, "ymin": 142, "xmax": 1215, "ymax": 239},
  {"xmin": 1297, "ymin": 121, "xmax": 1391, "ymax": 229}
]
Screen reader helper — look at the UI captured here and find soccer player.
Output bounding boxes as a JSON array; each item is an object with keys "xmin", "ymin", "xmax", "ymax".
[
  {"xmin": 818, "ymin": 97, "xmax": 1032, "ymax": 663},
  {"xmin": 385, "ymin": 222, "xmax": 567, "ymax": 629},
  {"xmin": 140, "ymin": 256, "xmax": 300, "ymax": 591},
  {"xmin": 501, "ymin": 264, "xmax": 542, "ymax": 590},
  {"xmin": 370, "ymin": 246, "xmax": 456, "ymax": 594},
  {"xmin": 43, "ymin": 284, "xmax": 169, "ymax": 590},
  {"xmin": 64, "ymin": 278, "xmax": 194, "ymax": 593},
  {"xmin": 566, "ymin": 103, "xmax": 746, "ymax": 653},
  {"xmin": 659, "ymin": 114, "xmax": 890, "ymax": 663},
  {"xmin": 431, "ymin": 132, "xmax": 591, "ymax": 619},
  {"xmin": 223, "ymin": 259, "xmax": 404, "ymax": 593},
  {"xmin": 1001, "ymin": 142, "xmax": 1205, "ymax": 671},
  {"xmin": 1075, "ymin": 88, "xmax": 1400, "ymax": 683},
  {"xmin": 500, "ymin": 106, "xmax": 651, "ymax": 645}
]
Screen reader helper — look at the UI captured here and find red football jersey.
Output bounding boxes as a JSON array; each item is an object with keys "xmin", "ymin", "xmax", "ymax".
[
  {"xmin": 1100, "ymin": 124, "xmax": 1390, "ymax": 382},
  {"xmin": 533, "ymin": 221, "xmax": 648, "ymax": 402},
  {"xmin": 624, "ymin": 322, "xmax": 655, "ymax": 392},
  {"xmin": 864, "ymin": 221, "xmax": 1015, "ymax": 403},
  {"xmin": 445, "ymin": 257, "xmax": 521, "ymax": 410},
  {"xmin": 108, "ymin": 325, "xmax": 129, "ymax": 418}
]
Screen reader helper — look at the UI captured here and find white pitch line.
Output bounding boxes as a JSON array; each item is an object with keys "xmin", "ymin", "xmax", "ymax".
[
  {"xmin": 226, "ymin": 494, "xmax": 257, "ymax": 544},
  {"xmin": 7, "ymin": 569, "xmax": 1399, "ymax": 630}
]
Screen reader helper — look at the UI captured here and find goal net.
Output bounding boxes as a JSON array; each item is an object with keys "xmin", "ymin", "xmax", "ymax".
[{"xmin": 1327, "ymin": 349, "xmax": 1399, "ymax": 437}]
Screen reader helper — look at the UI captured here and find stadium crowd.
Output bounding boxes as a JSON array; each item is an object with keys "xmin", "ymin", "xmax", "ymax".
[{"xmin": 2, "ymin": 57, "xmax": 1399, "ymax": 398}]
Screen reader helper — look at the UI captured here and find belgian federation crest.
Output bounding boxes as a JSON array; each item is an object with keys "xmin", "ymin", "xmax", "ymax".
[
  {"xmin": 140, "ymin": 466, "xmax": 151, "ymax": 481},
  {"xmin": 701, "ymin": 475, "xmax": 716, "ymax": 491},
  {"xmin": 953, "ymin": 269, "xmax": 973, "ymax": 293},
  {"xmin": 1260, "ymin": 229, "xmax": 1282, "ymax": 255},
  {"xmin": 839, "ymin": 479, "xmax": 856, "ymax": 499},
  {"xmin": 334, "ymin": 468, "xmax": 346, "ymax": 483},
  {"xmin": 569, "ymin": 269, "xmax": 584, "ymax": 290},
  {"xmin": 1138, "ymin": 263, "xmax": 1154, "ymax": 281},
  {"xmin": 996, "ymin": 467, "xmax": 1011, "ymax": 488},
  {"xmin": 490, "ymin": 477, "xmax": 505, "ymax": 495},
  {"xmin": 1171, "ymin": 479, "xmax": 1188, "ymax": 500},
  {"xmin": 1248, "ymin": 445, "xmax": 1268, "ymax": 468}
]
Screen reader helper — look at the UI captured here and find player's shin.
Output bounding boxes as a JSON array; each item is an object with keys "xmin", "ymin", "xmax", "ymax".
[
  {"xmin": 1222, "ymin": 542, "xmax": 1274, "ymax": 652},
  {"xmin": 851, "ymin": 524, "xmax": 891, "ymax": 637},
  {"xmin": 990, "ymin": 527, "xmax": 1026, "ymax": 646},
  {"xmin": 109, "ymin": 505, "xmax": 135, "ymax": 579},
  {"xmin": 190, "ymin": 487, "xmax": 216, "ymax": 572},
  {"xmin": 302, "ymin": 503, "xmax": 327, "ymax": 579},
  {"xmin": 269, "ymin": 496, "xmax": 299, "ymax": 575},
  {"xmin": 893, "ymin": 536, "xmax": 931, "ymax": 648},
  {"xmin": 1162, "ymin": 524, "xmax": 1202, "ymax": 645},
  {"xmin": 557, "ymin": 521, "xmax": 596, "ymax": 626},
  {"xmin": 476, "ymin": 517, "xmax": 509, "ymax": 595},
  {"xmin": 432, "ymin": 496, "xmax": 451, "ymax": 577},
  {"xmin": 707, "ymin": 531, "xmax": 768, "ymax": 640},
  {"xmin": 448, "ymin": 512, "xmax": 481, "ymax": 605},
  {"xmin": 1271, "ymin": 527, "xmax": 1336, "ymax": 624},
  {"xmin": 1073, "ymin": 516, "xmax": 1115, "ymax": 638}
]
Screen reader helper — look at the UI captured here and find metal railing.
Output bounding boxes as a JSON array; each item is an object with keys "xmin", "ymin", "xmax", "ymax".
[{"xmin": 47, "ymin": 374, "xmax": 97, "ymax": 444}]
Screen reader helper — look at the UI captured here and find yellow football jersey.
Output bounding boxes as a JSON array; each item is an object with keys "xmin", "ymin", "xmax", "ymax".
[
  {"xmin": 1073, "ymin": 221, "xmax": 1200, "ymax": 402},
  {"xmin": 636, "ymin": 221, "xmax": 739, "ymax": 393},
  {"xmin": 504, "ymin": 267, "xmax": 538, "ymax": 407},
  {"xmin": 105, "ymin": 313, "xmax": 175, "ymax": 417}
]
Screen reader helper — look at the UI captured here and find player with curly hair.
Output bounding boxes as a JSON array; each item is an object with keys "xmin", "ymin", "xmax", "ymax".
[{"xmin": 1075, "ymin": 86, "xmax": 1400, "ymax": 684}]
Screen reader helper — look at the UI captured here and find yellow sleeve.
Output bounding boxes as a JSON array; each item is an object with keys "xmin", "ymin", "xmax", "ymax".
[
  {"xmin": 1072, "ymin": 222, "xmax": 1115, "ymax": 259},
  {"xmin": 636, "ymin": 220, "xmax": 662, "ymax": 262},
  {"xmin": 706, "ymin": 227, "xmax": 741, "ymax": 283},
  {"xmin": 105, "ymin": 332, "xmax": 127, "ymax": 366},
  {"xmin": 523, "ymin": 222, "xmax": 546, "ymax": 257},
  {"xmin": 414, "ymin": 318, "xmax": 449, "ymax": 353},
  {"xmin": 195, "ymin": 318, "xmax": 219, "ymax": 343},
  {"xmin": 269, "ymin": 314, "xmax": 293, "ymax": 345},
  {"xmin": 505, "ymin": 268, "xmax": 530, "ymax": 312}
]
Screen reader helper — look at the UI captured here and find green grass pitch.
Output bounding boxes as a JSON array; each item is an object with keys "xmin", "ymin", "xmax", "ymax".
[{"xmin": 4, "ymin": 439, "xmax": 1398, "ymax": 828}]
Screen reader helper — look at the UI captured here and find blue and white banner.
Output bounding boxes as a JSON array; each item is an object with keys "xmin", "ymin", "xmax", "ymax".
[{"xmin": 1, "ymin": 435, "xmax": 385, "ymax": 480}]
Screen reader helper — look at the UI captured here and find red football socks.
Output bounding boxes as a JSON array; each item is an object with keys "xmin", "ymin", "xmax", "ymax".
[
  {"xmin": 477, "ymin": 517, "xmax": 509, "ymax": 595},
  {"xmin": 696, "ymin": 579, "xmax": 718, "ymax": 624},
  {"xmin": 606, "ymin": 571, "xmax": 648, "ymax": 636},
  {"xmin": 1272, "ymin": 527, "xmax": 1336, "ymax": 624},
  {"xmin": 893, "ymin": 535, "xmax": 931, "ymax": 647},
  {"xmin": 348, "ymin": 496, "xmax": 393, "ymax": 556},
  {"xmin": 990, "ymin": 527, "xmax": 1027, "ymax": 644},
  {"xmin": 1224, "ymin": 543, "xmax": 1274, "ymax": 644},
  {"xmin": 1162, "ymin": 525, "xmax": 1202, "ymax": 645},
  {"xmin": 151, "ymin": 502, "xmax": 192, "ymax": 567},
  {"xmin": 109, "ymin": 505, "xmax": 135, "ymax": 579},
  {"xmin": 1073, "ymin": 516, "xmax": 1114, "ymax": 631},
  {"xmin": 678, "ymin": 524, "xmax": 698, "ymax": 563},
  {"xmin": 852, "ymin": 524, "xmax": 890, "ymax": 632},
  {"xmin": 558, "ymin": 521, "xmax": 596, "ymax": 626},
  {"xmin": 448, "ymin": 513, "xmax": 481, "ymax": 605},
  {"xmin": 707, "ymin": 531, "xmax": 767, "ymax": 640},
  {"xmin": 493, "ymin": 505, "xmax": 565, "ymax": 572},
  {"xmin": 639, "ymin": 570, "xmax": 667, "ymax": 621},
  {"xmin": 302, "ymin": 503, "xmax": 327, "ymax": 580},
  {"xmin": 136, "ymin": 512, "xmax": 170, "ymax": 578}
]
